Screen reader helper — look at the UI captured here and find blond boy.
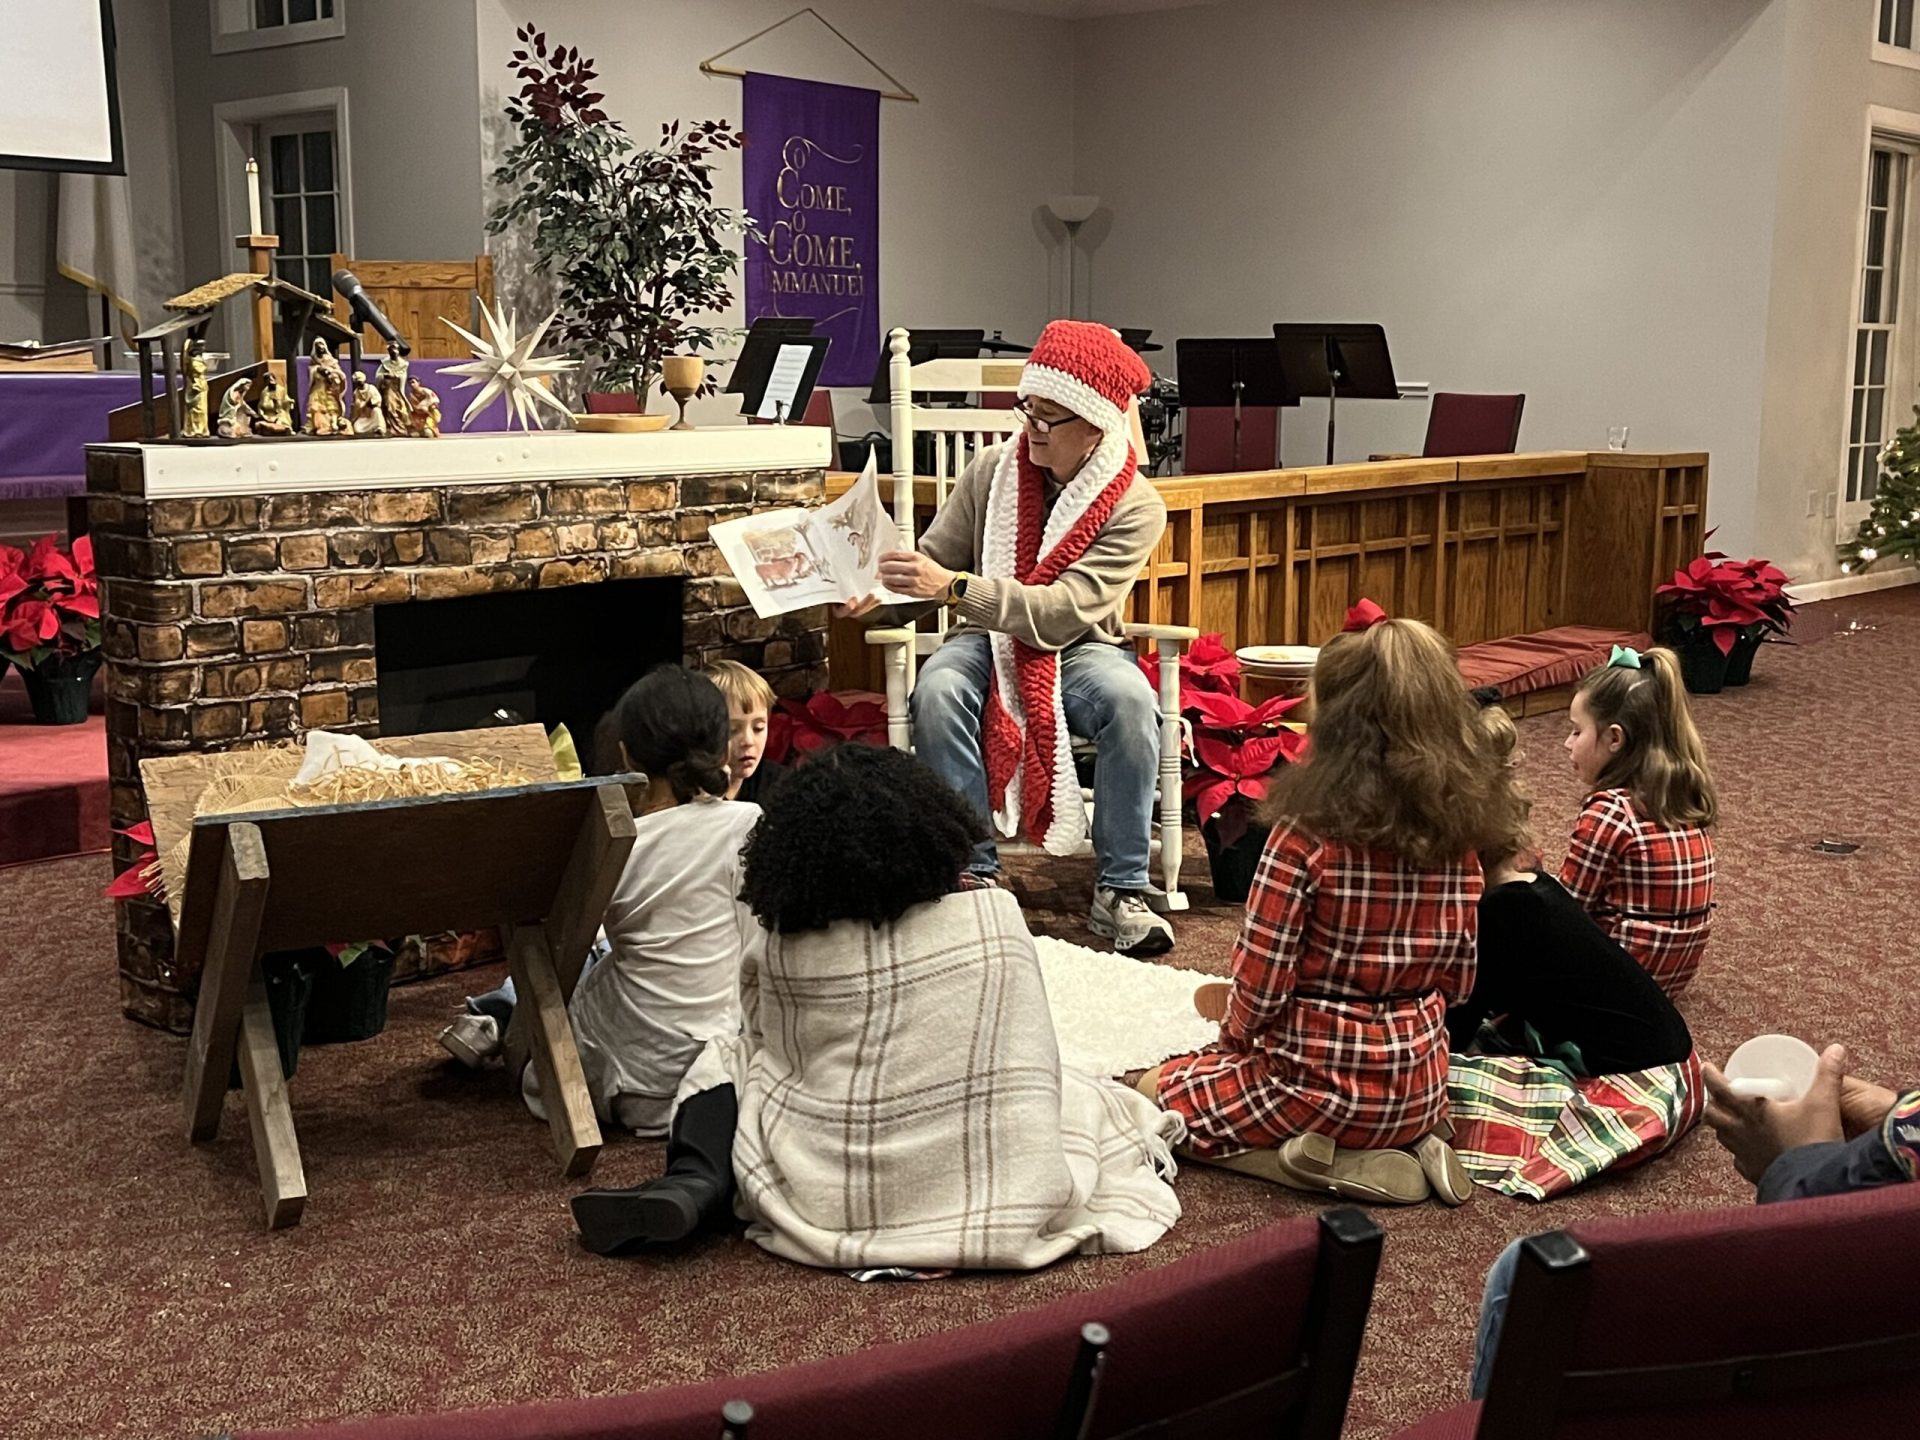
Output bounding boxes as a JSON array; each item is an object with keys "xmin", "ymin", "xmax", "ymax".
[{"xmin": 698, "ymin": 659, "xmax": 780, "ymax": 802}]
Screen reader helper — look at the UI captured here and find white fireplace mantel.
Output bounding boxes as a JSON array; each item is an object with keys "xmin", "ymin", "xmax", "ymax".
[{"xmin": 90, "ymin": 426, "xmax": 836, "ymax": 500}]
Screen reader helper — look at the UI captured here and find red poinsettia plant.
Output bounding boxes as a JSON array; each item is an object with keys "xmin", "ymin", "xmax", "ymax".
[
  {"xmin": 1140, "ymin": 634, "xmax": 1308, "ymax": 846},
  {"xmin": 767, "ymin": 690, "xmax": 890, "ymax": 766},
  {"xmin": 1654, "ymin": 544, "xmax": 1794, "ymax": 655},
  {"xmin": 0, "ymin": 533, "xmax": 102, "ymax": 669}
]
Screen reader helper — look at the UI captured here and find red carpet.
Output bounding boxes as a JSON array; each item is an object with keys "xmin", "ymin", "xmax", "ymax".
[
  {"xmin": 0, "ymin": 588, "xmax": 1914, "ymax": 1439},
  {"xmin": 0, "ymin": 668, "xmax": 108, "ymax": 868}
]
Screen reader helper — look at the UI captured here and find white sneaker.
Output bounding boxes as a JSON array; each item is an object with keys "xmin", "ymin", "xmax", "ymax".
[
  {"xmin": 439, "ymin": 1012, "xmax": 501, "ymax": 1069},
  {"xmin": 1090, "ymin": 886, "xmax": 1175, "ymax": 957}
]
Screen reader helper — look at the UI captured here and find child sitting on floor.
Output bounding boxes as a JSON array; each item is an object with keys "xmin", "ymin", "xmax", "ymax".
[
  {"xmin": 570, "ymin": 744, "xmax": 1181, "ymax": 1265},
  {"xmin": 1559, "ymin": 645, "xmax": 1717, "ymax": 997},
  {"xmin": 1449, "ymin": 703, "xmax": 1694, "ymax": 1075},
  {"xmin": 444, "ymin": 668, "xmax": 762, "ymax": 1138},
  {"xmin": 1143, "ymin": 616, "xmax": 1523, "ymax": 1207},
  {"xmin": 696, "ymin": 658, "xmax": 787, "ymax": 805}
]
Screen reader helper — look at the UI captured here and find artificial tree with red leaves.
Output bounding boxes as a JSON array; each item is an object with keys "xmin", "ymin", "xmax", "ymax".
[
  {"xmin": 0, "ymin": 534, "xmax": 103, "ymax": 723},
  {"xmin": 487, "ymin": 26, "xmax": 760, "ymax": 403}
]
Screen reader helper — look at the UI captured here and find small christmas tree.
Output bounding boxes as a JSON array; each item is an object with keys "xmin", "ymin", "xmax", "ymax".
[{"xmin": 1842, "ymin": 406, "xmax": 1920, "ymax": 572}]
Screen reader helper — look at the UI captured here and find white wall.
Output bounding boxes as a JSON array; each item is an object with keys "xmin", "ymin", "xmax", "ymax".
[
  {"xmin": 473, "ymin": 0, "xmax": 1077, "ymax": 430},
  {"xmin": 169, "ymin": 0, "xmax": 486, "ymax": 321},
  {"xmin": 1753, "ymin": 0, "xmax": 1920, "ymax": 581},
  {"xmin": 1073, "ymin": 0, "xmax": 1786, "ymax": 556}
]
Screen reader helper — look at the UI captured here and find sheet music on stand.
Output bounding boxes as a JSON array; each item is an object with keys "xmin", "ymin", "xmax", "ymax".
[{"xmin": 739, "ymin": 334, "xmax": 829, "ymax": 424}]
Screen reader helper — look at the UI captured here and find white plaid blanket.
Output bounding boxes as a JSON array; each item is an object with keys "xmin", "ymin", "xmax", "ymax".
[{"xmin": 678, "ymin": 889, "xmax": 1184, "ymax": 1271}]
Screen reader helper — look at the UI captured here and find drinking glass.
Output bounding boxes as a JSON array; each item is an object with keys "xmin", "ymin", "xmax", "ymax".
[{"xmin": 1606, "ymin": 425, "xmax": 1630, "ymax": 451}]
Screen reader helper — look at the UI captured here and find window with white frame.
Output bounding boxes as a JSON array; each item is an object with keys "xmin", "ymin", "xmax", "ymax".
[
  {"xmin": 1884, "ymin": 0, "xmax": 1915, "ymax": 47},
  {"xmin": 209, "ymin": 0, "xmax": 344, "ymax": 55},
  {"xmin": 1847, "ymin": 144, "xmax": 1915, "ymax": 515}
]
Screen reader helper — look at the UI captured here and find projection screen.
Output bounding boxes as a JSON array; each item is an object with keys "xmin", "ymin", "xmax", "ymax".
[{"xmin": 0, "ymin": 0, "xmax": 124, "ymax": 173}]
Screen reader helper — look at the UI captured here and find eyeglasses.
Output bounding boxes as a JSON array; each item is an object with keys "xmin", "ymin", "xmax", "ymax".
[{"xmin": 1013, "ymin": 399, "xmax": 1083, "ymax": 435}]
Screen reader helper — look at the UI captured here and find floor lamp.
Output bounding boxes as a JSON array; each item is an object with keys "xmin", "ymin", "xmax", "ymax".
[{"xmin": 1047, "ymin": 194, "xmax": 1100, "ymax": 318}]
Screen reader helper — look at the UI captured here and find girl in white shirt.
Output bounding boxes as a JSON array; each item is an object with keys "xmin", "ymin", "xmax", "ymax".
[{"xmin": 506, "ymin": 667, "xmax": 761, "ymax": 1136}]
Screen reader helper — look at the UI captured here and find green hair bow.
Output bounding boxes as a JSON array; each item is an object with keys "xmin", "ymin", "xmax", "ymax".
[{"xmin": 1608, "ymin": 644, "xmax": 1642, "ymax": 670}]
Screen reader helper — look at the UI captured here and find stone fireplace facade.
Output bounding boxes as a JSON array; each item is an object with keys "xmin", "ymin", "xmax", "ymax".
[{"xmin": 85, "ymin": 443, "xmax": 829, "ymax": 1032}]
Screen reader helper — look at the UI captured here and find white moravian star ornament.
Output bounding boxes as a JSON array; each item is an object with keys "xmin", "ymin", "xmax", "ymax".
[{"xmin": 440, "ymin": 299, "xmax": 579, "ymax": 431}]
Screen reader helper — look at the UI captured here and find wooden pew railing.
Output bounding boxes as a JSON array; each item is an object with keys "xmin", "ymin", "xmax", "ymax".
[{"xmin": 827, "ymin": 451, "xmax": 1706, "ymax": 689}]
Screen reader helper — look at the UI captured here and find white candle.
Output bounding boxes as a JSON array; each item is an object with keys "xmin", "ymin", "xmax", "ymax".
[{"xmin": 246, "ymin": 157, "xmax": 262, "ymax": 236}]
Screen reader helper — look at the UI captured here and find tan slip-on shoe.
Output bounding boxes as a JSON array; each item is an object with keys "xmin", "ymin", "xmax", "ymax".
[
  {"xmin": 1409, "ymin": 1129, "xmax": 1475, "ymax": 1206},
  {"xmin": 1275, "ymin": 1131, "xmax": 1432, "ymax": 1206}
]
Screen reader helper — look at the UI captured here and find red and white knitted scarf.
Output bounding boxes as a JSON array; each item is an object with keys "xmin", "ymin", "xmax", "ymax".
[{"xmin": 979, "ymin": 428, "xmax": 1139, "ymax": 853}]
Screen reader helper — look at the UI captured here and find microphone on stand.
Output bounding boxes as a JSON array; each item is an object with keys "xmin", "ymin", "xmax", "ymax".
[{"xmin": 331, "ymin": 269, "xmax": 411, "ymax": 355}]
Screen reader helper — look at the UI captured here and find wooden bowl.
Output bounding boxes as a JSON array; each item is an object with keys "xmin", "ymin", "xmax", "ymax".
[{"xmin": 572, "ymin": 412, "xmax": 672, "ymax": 433}]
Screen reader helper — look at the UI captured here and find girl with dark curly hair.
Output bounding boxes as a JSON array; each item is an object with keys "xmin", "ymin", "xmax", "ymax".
[
  {"xmin": 508, "ymin": 666, "xmax": 765, "ymax": 1141},
  {"xmin": 571, "ymin": 744, "xmax": 1183, "ymax": 1266}
]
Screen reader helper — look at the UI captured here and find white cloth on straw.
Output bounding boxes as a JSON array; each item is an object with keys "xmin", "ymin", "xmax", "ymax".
[{"xmin": 678, "ymin": 888, "xmax": 1183, "ymax": 1271}]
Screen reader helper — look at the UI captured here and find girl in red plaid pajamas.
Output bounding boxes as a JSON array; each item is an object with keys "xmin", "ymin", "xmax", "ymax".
[
  {"xmin": 1560, "ymin": 645, "xmax": 1718, "ymax": 997},
  {"xmin": 1145, "ymin": 616, "xmax": 1527, "ymax": 1207}
]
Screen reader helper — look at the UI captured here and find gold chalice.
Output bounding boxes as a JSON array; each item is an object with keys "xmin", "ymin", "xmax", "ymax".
[{"xmin": 663, "ymin": 356, "xmax": 704, "ymax": 431}]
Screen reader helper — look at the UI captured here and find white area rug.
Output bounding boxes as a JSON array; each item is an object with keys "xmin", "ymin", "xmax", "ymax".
[{"xmin": 1033, "ymin": 936, "xmax": 1221, "ymax": 1077}]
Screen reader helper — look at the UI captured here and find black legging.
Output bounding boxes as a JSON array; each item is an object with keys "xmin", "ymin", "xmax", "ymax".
[{"xmin": 1449, "ymin": 875, "xmax": 1693, "ymax": 1075}]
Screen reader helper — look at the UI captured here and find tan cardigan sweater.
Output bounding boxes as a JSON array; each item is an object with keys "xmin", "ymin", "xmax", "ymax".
[{"xmin": 895, "ymin": 441, "xmax": 1167, "ymax": 653}]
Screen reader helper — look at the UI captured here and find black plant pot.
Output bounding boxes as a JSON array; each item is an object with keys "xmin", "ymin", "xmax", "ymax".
[
  {"xmin": 229, "ymin": 949, "xmax": 317, "ymax": 1088},
  {"xmin": 1721, "ymin": 632, "xmax": 1763, "ymax": 686},
  {"xmin": 1201, "ymin": 810, "xmax": 1272, "ymax": 906},
  {"xmin": 1675, "ymin": 632, "xmax": 1730, "ymax": 695},
  {"xmin": 21, "ymin": 651, "xmax": 101, "ymax": 724},
  {"xmin": 303, "ymin": 947, "xmax": 397, "ymax": 1044}
]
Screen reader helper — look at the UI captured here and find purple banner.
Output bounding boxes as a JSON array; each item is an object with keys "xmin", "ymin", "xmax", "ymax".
[{"xmin": 742, "ymin": 73, "xmax": 879, "ymax": 388}]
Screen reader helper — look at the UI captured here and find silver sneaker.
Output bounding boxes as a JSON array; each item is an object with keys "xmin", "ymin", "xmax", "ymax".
[
  {"xmin": 439, "ymin": 1012, "xmax": 501, "ymax": 1069},
  {"xmin": 1090, "ymin": 886, "xmax": 1175, "ymax": 956}
]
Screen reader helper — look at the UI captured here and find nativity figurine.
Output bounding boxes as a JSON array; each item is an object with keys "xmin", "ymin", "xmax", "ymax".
[
  {"xmin": 405, "ymin": 376, "xmax": 442, "ymax": 438},
  {"xmin": 306, "ymin": 338, "xmax": 348, "ymax": 437},
  {"xmin": 216, "ymin": 379, "xmax": 257, "ymax": 438},
  {"xmin": 181, "ymin": 340, "xmax": 210, "ymax": 439},
  {"xmin": 254, "ymin": 372, "xmax": 293, "ymax": 435},
  {"xmin": 376, "ymin": 340, "xmax": 411, "ymax": 435},
  {"xmin": 350, "ymin": 372, "xmax": 388, "ymax": 437}
]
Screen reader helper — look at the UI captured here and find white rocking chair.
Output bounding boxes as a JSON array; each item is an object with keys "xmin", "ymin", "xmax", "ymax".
[{"xmin": 865, "ymin": 326, "xmax": 1198, "ymax": 912}]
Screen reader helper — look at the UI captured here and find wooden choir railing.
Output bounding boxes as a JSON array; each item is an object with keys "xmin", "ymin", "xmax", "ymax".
[{"xmin": 826, "ymin": 451, "xmax": 1707, "ymax": 689}]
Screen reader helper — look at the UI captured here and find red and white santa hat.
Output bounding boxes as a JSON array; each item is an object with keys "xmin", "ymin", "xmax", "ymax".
[{"xmin": 1017, "ymin": 321, "xmax": 1152, "ymax": 437}]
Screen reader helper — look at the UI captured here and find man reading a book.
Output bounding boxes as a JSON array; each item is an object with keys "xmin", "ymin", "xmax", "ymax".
[{"xmin": 840, "ymin": 320, "xmax": 1173, "ymax": 956}]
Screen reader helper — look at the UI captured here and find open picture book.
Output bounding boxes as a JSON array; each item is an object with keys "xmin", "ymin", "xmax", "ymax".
[{"xmin": 710, "ymin": 454, "xmax": 915, "ymax": 620}]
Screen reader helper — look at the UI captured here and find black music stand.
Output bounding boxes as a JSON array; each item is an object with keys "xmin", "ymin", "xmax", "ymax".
[
  {"xmin": 1272, "ymin": 323, "xmax": 1400, "ymax": 465},
  {"xmin": 738, "ymin": 335, "xmax": 830, "ymax": 423},
  {"xmin": 1118, "ymin": 327, "xmax": 1164, "ymax": 354},
  {"xmin": 866, "ymin": 328, "xmax": 985, "ymax": 405},
  {"xmin": 1176, "ymin": 338, "xmax": 1299, "ymax": 470},
  {"xmin": 728, "ymin": 317, "xmax": 813, "ymax": 401}
]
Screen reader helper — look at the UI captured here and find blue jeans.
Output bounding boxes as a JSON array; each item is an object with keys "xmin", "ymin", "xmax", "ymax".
[
  {"xmin": 1469, "ymin": 1239, "xmax": 1523, "ymax": 1399},
  {"xmin": 910, "ymin": 631, "xmax": 1160, "ymax": 891}
]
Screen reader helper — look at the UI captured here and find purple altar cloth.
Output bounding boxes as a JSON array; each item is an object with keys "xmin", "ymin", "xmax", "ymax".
[{"xmin": 0, "ymin": 360, "xmax": 511, "ymax": 501}]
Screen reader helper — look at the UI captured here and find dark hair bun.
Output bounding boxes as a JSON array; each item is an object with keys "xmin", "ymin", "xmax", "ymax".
[
  {"xmin": 665, "ymin": 752, "xmax": 730, "ymax": 802},
  {"xmin": 613, "ymin": 666, "xmax": 732, "ymax": 800}
]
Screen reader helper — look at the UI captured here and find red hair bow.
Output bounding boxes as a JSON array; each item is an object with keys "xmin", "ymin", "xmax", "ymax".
[{"xmin": 1343, "ymin": 598, "xmax": 1387, "ymax": 632}]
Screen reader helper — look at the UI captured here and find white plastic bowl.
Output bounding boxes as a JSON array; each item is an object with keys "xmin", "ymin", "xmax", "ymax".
[
  {"xmin": 1723, "ymin": 1034, "xmax": 1820, "ymax": 1101},
  {"xmin": 1237, "ymin": 645, "xmax": 1319, "ymax": 672}
]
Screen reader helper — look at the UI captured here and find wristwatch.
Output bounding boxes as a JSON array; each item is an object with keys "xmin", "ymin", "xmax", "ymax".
[{"xmin": 944, "ymin": 571, "xmax": 971, "ymax": 607}]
